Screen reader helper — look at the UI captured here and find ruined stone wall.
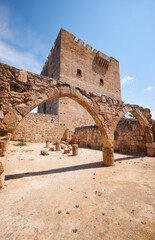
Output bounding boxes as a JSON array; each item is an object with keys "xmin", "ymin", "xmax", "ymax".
[
  {"xmin": 11, "ymin": 113, "xmax": 60, "ymax": 143},
  {"xmin": 72, "ymin": 125, "xmax": 103, "ymax": 149},
  {"xmin": 72, "ymin": 119, "xmax": 155, "ymax": 153},
  {"xmin": 10, "ymin": 112, "xmax": 155, "ymax": 153},
  {"xmin": 114, "ymin": 119, "xmax": 152, "ymax": 153}
]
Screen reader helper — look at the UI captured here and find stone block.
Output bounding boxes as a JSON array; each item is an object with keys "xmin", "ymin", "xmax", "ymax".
[
  {"xmin": 102, "ymin": 147, "xmax": 114, "ymax": 166},
  {"xmin": 41, "ymin": 150, "xmax": 49, "ymax": 155},
  {"xmin": 72, "ymin": 144, "xmax": 78, "ymax": 156},
  {"xmin": 64, "ymin": 148, "xmax": 70, "ymax": 154},
  {"xmin": 146, "ymin": 143, "xmax": 155, "ymax": 156},
  {"xmin": 55, "ymin": 142, "xmax": 61, "ymax": 151}
]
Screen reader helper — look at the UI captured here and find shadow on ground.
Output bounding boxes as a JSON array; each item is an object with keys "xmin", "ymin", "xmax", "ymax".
[{"xmin": 5, "ymin": 154, "xmax": 144, "ymax": 181}]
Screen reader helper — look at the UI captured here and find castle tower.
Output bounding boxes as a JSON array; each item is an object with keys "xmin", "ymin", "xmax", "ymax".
[{"xmin": 38, "ymin": 29, "xmax": 121, "ymax": 139}]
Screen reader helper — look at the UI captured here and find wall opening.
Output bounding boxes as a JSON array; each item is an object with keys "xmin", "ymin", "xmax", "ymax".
[
  {"xmin": 100, "ymin": 78, "xmax": 104, "ymax": 86},
  {"xmin": 76, "ymin": 69, "xmax": 82, "ymax": 77}
]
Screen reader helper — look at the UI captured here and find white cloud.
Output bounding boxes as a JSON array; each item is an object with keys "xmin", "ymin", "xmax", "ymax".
[
  {"xmin": 145, "ymin": 86, "xmax": 153, "ymax": 91},
  {"xmin": 0, "ymin": 2, "xmax": 49, "ymax": 74},
  {"xmin": 0, "ymin": 41, "xmax": 42, "ymax": 74},
  {"xmin": 121, "ymin": 76, "xmax": 134, "ymax": 86}
]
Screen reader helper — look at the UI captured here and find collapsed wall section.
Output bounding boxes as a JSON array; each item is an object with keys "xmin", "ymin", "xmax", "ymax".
[
  {"xmin": 72, "ymin": 119, "xmax": 155, "ymax": 154},
  {"xmin": 11, "ymin": 112, "xmax": 155, "ymax": 155}
]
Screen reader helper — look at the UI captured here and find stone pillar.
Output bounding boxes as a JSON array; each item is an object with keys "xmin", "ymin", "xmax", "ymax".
[
  {"xmin": 72, "ymin": 144, "xmax": 78, "ymax": 156},
  {"xmin": 55, "ymin": 141, "xmax": 61, "ymax": 151},
  {"xmin": 146, "ymin": 143, "xmax": 155, "ymax": 156},
  {"xmin": 102, "ymin": 147, "xmax": 114, "ymax": 166},
  {"xmin": 46, "ymin": 140, "xmax": 50, "ymax": 148},
  {"xmin": 0, "ymin": 133, "xmax": 11, "ymax": 188}
]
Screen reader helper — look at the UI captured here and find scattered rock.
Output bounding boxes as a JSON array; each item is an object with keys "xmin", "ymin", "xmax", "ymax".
[
  {"xmin": 49, "ymin": 146, "xmax": 55, "ymax": 151},
  {"xmin": 64, "ymin": 148, "xmax": 70, "ymax": 154},
  {"xmin": 41, "ymin": 150, "xmax": 49, "ymax": 155},
  {"xmin": 141, "ymin": 221, "xmax": 146, "ymax": 224},
  {"xmin": 97, "ymin": 192, "xmax": 102, "ymax": 196}
]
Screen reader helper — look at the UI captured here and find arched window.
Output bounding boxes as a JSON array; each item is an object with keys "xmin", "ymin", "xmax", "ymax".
[
  {"xmin": 100, "ymin": 78, "xmax": 104, "ymax": 86},
  {"xmin": 77, "ymin": 69, "xmax": 82, "ymax": 77}
]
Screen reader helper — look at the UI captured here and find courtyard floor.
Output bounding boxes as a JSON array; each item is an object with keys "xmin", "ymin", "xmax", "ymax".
[{"xmin": 0, "ymin": 141, "xmax": 155, "ymax": 240}]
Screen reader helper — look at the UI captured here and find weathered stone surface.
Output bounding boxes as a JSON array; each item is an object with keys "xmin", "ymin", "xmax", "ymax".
[
  {"xmin": 102, "ymin": 147, "xmax": 114, "ymax": 166},
  {"xmin": 11, "ymin": 113, "xmax": 59, "ymax": 143},
  {"xmin": 41, "ymin": 150, "xmax": 49, "ymax": 155},
  {"xmin": 0, "ymin": 28, "xmax": 154, "ymax": 188},
  {"xmin": 49, "ymin": 146, "xmax": 55, "ymax": 151},
  {"xmin": 72, "ymin": 144, "xmax": 78, "ymax": 156},
  {"xmin": 64, "ymin": 148, "xmax": 70, "ymax": 154},
  {"xmin": 55, "ymin": 142, "xmax": 61, "ymax": 151},
  {"xmin": 45, "ymin": 140, "xmax": 50, "ymax": 148},
  {"xmin": 146, "ymin": 143, "xmax": 155, "ymax": 156},
  {"xmin": 18, "ymin": 71, "xmax": 27, "ymax": 83}
]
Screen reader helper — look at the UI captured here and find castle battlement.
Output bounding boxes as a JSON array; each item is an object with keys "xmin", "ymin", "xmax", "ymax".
[
  {"xmin": 38, "ymin": 28, "xmax": 121, "ymax": 138},
  {"xmin": 41, "ymin": 28, "xmax": 119, "ymax": 76}
]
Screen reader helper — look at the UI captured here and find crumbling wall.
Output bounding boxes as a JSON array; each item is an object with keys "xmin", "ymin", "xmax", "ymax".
[
  {"xmin": 11, "ymin": 113, "xmax": 60, "ymax": 143},
  {"xmin": 114, "ymin": 119, "xmax": 151, "ymax": 153},
  {"xmin": 72, "ymin": 119, "xmax": 155, "ymax": 153},
  {"xmin": 72, "ymin": 125, "xmax": 103, "ymax": 149},
  {"xmin": 11, "ymin": 113, "xmax": 155, "ymax": 154}
]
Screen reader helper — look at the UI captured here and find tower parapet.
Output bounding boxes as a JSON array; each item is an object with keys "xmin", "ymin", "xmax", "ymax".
[{"xmin": 38, "ymin": 29, "xmax": 121, "ymax": 136}]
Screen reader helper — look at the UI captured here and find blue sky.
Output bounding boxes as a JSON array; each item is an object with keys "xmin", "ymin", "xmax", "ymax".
[{"xmin": 0, "ymin": 0, "xmax": 155, "ymax": 119}]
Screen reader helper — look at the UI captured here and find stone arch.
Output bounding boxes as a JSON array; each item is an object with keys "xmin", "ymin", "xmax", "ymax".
[
  {"xmin": 0, "ymin": 82, "xmax": 116, "ymax": 188},
  {"xmin": 3, "ymin": 86, "xmax": 111, "ymax": 148},
  {"xmin": 114, "ymin": 104, "xmax": 153, "ymax": 143}
]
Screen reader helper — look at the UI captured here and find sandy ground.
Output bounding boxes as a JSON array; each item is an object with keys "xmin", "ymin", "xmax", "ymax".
[{"xmin": 0, "ymin": 141, "xmax": 155, "ymax": 240}]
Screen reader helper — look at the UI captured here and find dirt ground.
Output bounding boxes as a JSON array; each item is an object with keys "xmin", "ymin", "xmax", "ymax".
[{"xmin": 0, "ymin": 141, "xmax": 155, "ymax": 240}]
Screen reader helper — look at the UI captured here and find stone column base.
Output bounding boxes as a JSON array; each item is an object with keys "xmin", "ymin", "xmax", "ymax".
[
  {"xmin": 102, "ymin": 147, "xmax": 114, "ymax": 166},
  {"xmin": 0, "ymin": 156, "xmax": 7, "ymax": 188},
  {"xmin": 0, "ymin": 134, "xmax": 11, "ymax": 189},
  {"xmin": 0, "ymin": 172, "xmax": 5, "ymax": 188},
  {"xmin": 146, "ymin": 143, "xmax": 155, "ymax": 156}
]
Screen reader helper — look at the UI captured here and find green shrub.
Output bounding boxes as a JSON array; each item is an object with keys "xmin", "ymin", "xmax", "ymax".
[{"xmin": 14, "ymin": 142, "xmax": 27, "ymax": 146}]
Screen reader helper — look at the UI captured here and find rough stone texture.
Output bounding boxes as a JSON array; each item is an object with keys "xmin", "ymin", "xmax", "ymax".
[
  {"xmin": 72, "ymin": 119, "xmax": 155, "ymax": 154},
  {"xmin": 38, "ymin": 28, "xmax": 121, "ymax": 136},
  {"xmin": 55, "ymin": 142, "xmax": 61, "ymax": 151},
  {"xmin": 146, "ymin": 143, "xmax": 155, "ymax": 156},
  {"xmin": 102, "ymin": 147, "xmax": 114, "ymax": 166},
  {"xmin": 72, "ymin": 125, "xmax": 103, "ymax": 149},
  {"xmin": 11, "ymin": 113, "xmax": 59, "ymax": 143},
  {"xmin": 41, "ymin": 149, "xmax": 49, "ymax": 156},
  {"xmin": 64, "ymin": 148, "xmax": 70, "ymax": 154},
  {"xmin": 0, "ymin": 29, "xmax": 155, "ymax": 188},
  {"xmin": 11, "ymin": 115, "xmax": 154, "ymax": 155},
  {"xmin": 72, "ymin": 144, "xmax": 78, "ymax": 156},
  {"xmin": 114, "ymin": 118, "xmax": 153, "ymax": 153}
]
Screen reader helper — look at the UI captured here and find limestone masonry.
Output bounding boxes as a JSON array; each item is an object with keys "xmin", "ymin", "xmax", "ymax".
[
  {"xmin": 38, "ymin": 29, "xmax": 121, "ymax": 136},
  {"xmin": 11, "ymin": 113, "xmax": 155, "ymax": 155},
  {"xmin": 0, "ymin": 28, "xmax": 155, "ymax": 188}
]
